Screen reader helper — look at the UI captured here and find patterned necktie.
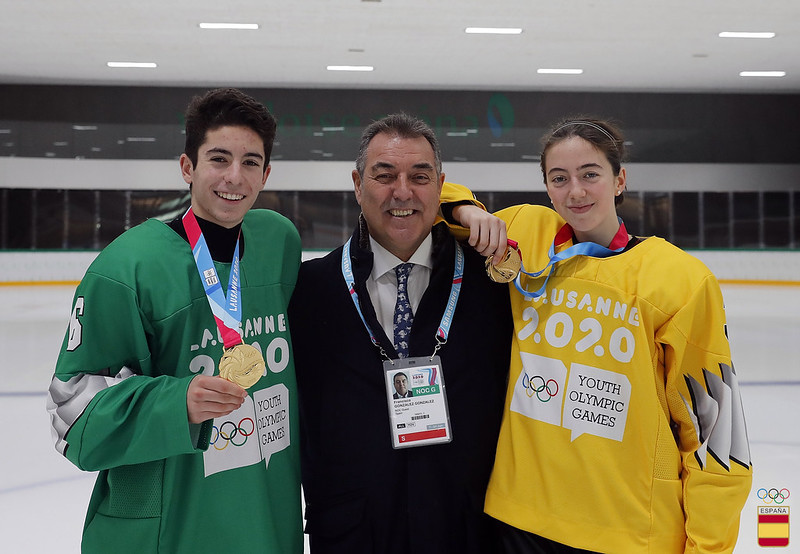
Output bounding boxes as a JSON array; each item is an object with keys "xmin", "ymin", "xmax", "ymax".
[{"xmin": 393, "ymin": 263, "xmax": 414, "ymax": 358}]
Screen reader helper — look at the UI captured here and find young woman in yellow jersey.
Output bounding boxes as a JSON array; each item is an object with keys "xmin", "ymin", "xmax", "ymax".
[{"xmin": 443, "ymin": 118, "xmax": 752, "ymax": 553}]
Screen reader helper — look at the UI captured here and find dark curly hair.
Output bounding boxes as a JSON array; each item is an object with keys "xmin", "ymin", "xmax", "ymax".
[{"xmin": 183, "ymin": 88, "xmax": 277, "ymax": 173}]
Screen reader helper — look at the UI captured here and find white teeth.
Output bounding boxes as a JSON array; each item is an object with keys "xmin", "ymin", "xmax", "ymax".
[
  {"xmin": 217, "ymin": 191, "xmax": 244, "ymax": 201},
  {"xmin": 390, "ymin": 209, "xmax": 413, "ymax": 217}
]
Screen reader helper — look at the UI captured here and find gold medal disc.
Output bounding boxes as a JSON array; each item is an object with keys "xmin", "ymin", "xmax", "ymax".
[
  {"xmin": 219, "ymin": 343, "xmax": 265, "ymax": 389},
  {"xmin": 485, "ymin": 243, "xmax": 522, "ymax": 283}
]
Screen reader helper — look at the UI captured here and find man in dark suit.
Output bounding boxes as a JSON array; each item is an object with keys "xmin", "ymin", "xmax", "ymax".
[{"xmin": 288, "ymin": 113, "xmax": 512, "ymax": 554}]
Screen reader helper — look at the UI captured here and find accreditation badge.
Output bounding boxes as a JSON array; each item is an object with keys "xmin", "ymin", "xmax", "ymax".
[{"xmin": 383, "ymin": 356, "xmax": 452, "ymax": 449}]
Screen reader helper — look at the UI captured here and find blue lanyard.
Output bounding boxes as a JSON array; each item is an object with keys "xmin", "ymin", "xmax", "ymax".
[
  {"xmin": 183, "ymin": 208, "xmax": 243, "ymax": 348},
  {"xmin": 514, "ymin": 219, "xmax": 628, "ymax": 300},
  {"xmin": 341, "ymin": 238, "xmax": 464, "ymax": 360}
]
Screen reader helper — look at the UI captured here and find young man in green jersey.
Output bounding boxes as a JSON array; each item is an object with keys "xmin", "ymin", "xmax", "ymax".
[{"xmin": 47, "ymin": 88, "xmax": 303, "ymax": 553}]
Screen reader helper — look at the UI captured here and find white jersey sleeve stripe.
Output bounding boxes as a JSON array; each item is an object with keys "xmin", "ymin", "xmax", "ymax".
[
  {"xmin": 703, "ymin": 370, "xmax": 733, "ymax": 471},
  {"xmin": 720, "ymin": 362, "xmax": 752, "ymax": 469},
  {"xmin": 682, "ymin": 364, "xmax": 751, "ymax": 472},
  {"xmin": 46, "ymin": 367, "xmax": 137, "ymax": 456}
]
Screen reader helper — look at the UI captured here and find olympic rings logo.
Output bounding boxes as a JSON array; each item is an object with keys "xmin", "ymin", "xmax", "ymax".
[
  {"xmin": 210, "ymin": 417, "xmax": 255, "ymax": 450},
  {"xmin": 757, "ymin": 488, "xmax": 790, "ymax": 504},
  {"xmin": 522, "ymin": 373, "xmax": 559, "ymax": 402}
]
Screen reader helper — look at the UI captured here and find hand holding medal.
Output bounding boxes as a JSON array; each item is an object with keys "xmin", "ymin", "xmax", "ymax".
[{"xmin": 485, "ymin": 239, "xmax": 522, "ymax": 283}]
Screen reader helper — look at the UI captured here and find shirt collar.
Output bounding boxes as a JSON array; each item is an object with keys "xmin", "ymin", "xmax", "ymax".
[{"xmin": 369, "ymin": 233, "xmax": 434, "ymax": 280}]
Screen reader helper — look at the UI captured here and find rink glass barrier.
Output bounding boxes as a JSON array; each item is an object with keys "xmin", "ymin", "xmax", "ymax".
[{"xmin": 1, "ymin": 187, "xmax": 798, "ymax": 252}]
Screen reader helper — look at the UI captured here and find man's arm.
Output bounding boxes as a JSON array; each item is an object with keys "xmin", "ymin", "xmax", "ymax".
[{"xmin": 441, "ymin": 182, "xmax": 508, "ymax": 264}]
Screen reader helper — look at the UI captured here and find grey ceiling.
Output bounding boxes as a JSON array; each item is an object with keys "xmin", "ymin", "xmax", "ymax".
[{"xmin": 1, "ymin": 0, "xmax": 797, "ymax": 93}]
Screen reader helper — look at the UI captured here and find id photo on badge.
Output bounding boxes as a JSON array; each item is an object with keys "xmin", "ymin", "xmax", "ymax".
[{"xmin": 392, "ymin": 371, "xmax": 414, "ymax": 399}]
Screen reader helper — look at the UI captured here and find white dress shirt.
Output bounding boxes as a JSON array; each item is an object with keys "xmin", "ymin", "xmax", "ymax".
[{"xmin": 366, "ymin": 234, "xmax": 433, "ymax": 339}]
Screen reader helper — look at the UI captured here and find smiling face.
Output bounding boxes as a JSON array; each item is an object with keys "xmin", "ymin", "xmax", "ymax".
[
  {"xmin": 544, "ymin": 136, "xmax": 626, "ymax": 246},
  {"xmin": 353, "ymin": 133, "xmax": 444, "ymax": 261},
  {"xmin": 180, "ymin": 125, "xmax": 270, "ymax": 228}
]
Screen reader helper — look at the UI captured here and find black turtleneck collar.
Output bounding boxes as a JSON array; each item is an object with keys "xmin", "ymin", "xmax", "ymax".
[{"xmin": 168, "ymin": 214, "xmax": 244, "ymax": 263}]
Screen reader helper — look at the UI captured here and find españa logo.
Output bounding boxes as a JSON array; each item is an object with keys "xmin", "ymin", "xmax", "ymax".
[{"xmin": 757, "ymin": 488, "xmax": 790, "ymax": 548}]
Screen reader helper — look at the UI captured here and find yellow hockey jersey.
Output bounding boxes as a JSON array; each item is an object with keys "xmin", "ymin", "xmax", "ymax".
[{"xmin": 441, "ymin": 184, "xmax": 752, "ymax": 553}]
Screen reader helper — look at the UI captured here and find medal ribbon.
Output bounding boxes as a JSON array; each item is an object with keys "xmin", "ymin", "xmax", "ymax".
[
  {"xmin": 183, "ymin": 208, "xmax": 243, "ymax": 349},
  {"xmin": 514, "ymin": 218, "xmax": 629, "ymax": 300},
  {"xmin": 341, "ymin": 238, "xmax": 464, "ymax": 359}
]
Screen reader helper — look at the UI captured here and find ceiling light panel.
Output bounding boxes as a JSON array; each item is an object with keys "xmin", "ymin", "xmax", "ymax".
[
  {"xmin": 537, "ymin": 68, "xmax": 583, "ymax": 75},
  {"xmin": 199, "ymin": 23, "xmax": 259, "ymax": 30},
  {"xmin": 327, "ymin": 66, "xmax": 374, "ymax": 72},
  {"xmin": 465, "ymin": 27, "xmax": 523, "ymax": 34},
  {"xmin": 719, "ymin": 32, "xmax": 776, "ymax": 39},
  {"xmin": 739, "ymin": 71, "xmax": 786, "ymax": 77},
  {"xmin": 106, "ymin": 62, "xmax": 157, "ymax": 68}
]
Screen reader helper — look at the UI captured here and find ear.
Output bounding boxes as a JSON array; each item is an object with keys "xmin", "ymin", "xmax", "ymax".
[
  {"xmin": 543, "ymin": 181, "xmax": 554, "ymax": 204},
  {"xmin": 437, "ymin": 173, "xmax": 445, "ymax": 196},
  {"xmin": 179, "ymin": 154, "xmax": 194, "ymax": 185},
  {"xmin": 615, "ymin": 167, "xmax": 627, "ymax": 195},
  {"xmin": 352, "ymin": 169, "xmax": 363, "ymax": 205},
  {"xmin": 260, "ymin": 164, "xmax": 271, "ymax": 189}
]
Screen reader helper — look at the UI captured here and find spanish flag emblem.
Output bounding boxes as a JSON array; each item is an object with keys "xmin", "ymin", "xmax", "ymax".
[{"xmin": 758, "ymin": 506, "xmax": 789, "ymax": 547}]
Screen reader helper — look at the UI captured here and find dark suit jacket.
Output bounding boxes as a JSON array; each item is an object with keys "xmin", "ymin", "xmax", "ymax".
[
  {"xmin": 289, "ymin": 221, "xmax": 512, "ymax": 554},
  {"xmin": 392, "ymin": 391, "xmax": 413, "ymax": 399}
]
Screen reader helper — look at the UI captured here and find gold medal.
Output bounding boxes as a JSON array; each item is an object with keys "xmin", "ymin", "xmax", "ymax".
[
  {"xmin": 219, "ymin": 343, "xmax": 265, "ymax": 389},
  {"xmin": 485, "ymin": 240, "xmax": 522, "ymax": 283}
]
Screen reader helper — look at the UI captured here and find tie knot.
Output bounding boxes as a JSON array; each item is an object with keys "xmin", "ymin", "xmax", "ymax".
[{"xmin": 395, "ymin": 263, "xmax": 413, "ymax": 282}]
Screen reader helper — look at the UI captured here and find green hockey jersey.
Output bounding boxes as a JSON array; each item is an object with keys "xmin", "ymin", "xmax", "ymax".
[{"xmin": 47, "ymin": 210, "xmax": 303, "ymax": 553}]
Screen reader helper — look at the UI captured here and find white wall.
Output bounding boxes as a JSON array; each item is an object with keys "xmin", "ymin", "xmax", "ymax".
[{"xmin": 2, "ymin": 157, "xmax": 800, "ymax": 192}]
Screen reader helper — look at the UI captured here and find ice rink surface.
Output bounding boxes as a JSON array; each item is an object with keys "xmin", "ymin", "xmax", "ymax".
[{"xmin": 1, "ymin": 283, "xmax": 797, "ymax": 553}]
